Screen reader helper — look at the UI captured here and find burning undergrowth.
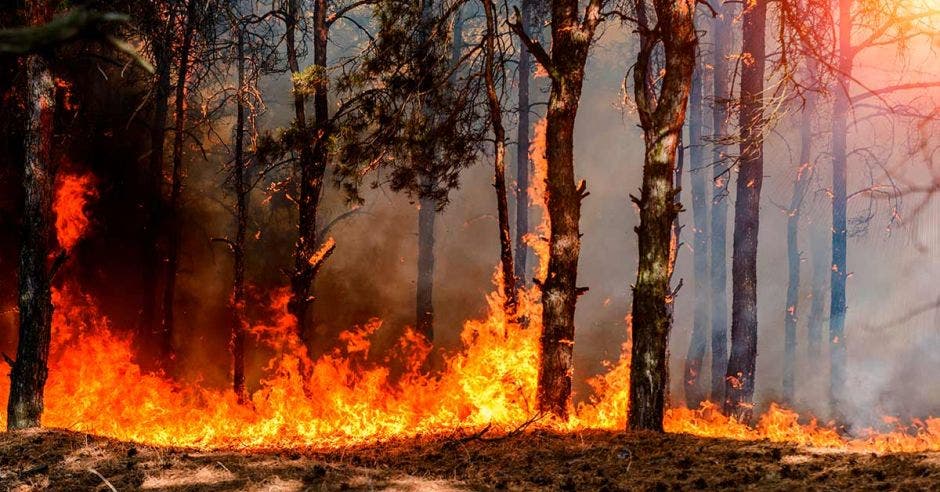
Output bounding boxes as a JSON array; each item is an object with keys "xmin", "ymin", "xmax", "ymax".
[
  {"xmin": 1, "ymin": 170, "xmax": 938, "ymax": 455},
  {"xmin": 0, "ymin": 277, "xmax": 937, "ymax": 453}
]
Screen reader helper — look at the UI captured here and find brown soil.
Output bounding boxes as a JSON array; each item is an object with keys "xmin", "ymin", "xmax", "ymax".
[{"xmin": 0, "ymin": 428, "xmax": 937, "ymax": 491}]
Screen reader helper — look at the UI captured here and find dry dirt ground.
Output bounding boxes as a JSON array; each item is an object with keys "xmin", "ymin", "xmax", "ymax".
[{"xmin": 0, "ymin": 428, "xmax": 938, "ymax": 491}]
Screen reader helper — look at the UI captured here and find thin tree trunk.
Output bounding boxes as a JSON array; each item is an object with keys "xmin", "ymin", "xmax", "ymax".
[
  {"xmin": 628, "ymin": 0, "xmax": 696, "ymax": 432},
  {"xmin": 782, "ymin": 63, "xmax": 817, "ymax": 403},
  {"xmin": 482, "ymin": 0, "xmax": 516, "ymax": 315},
  {"xmin": 416, "ymin": 193, "xmax": 436, "ymax": 340},
  {"xmin": 709, "ymin": 2, "xmax": 733, "ymax": 403},
  {"xmin": 232, "ymin": 25, "xmax": 248, "ymax": 404},
  {"xmin": 287, "ymin": 0, "xmax": 330, "ymax": 345},
  {"xmin": 8, "ymin": 0, "xmax": 55, "ymax": 431},
  {"xmin": 514, "ymin": 0, "xmax": 532, "ymax": 288},
  {"xmin": 724, "ymin": 0, "xmax": 765, "ymax": 421},
  {"xmin": 829, "ymin": 0, "xmax": 853, "ymax": 418},
  {"xmin": 160, "ymin": 0, "xmax": 198, "ymax": 364},
  {"xmin": 412, "ymin": 0, "xmax": 447, "ymax": 342},
  {"xmin": 141, "ymin": 19, "xmax": 173, "ymax": 349},
  {"xmin": 683, "ymin": 55, "xmax": 709, "ymax": 408}
]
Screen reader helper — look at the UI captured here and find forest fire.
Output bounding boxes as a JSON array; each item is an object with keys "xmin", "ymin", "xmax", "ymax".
[
  {"xmin": 3, "ymin": 175, "xmax": 938, "ymax": 453},
  {"xmin": 0, "ymin": 277, "xmax": 937, "ymax": 453},
  {"xmin": 2, "ymin": 0, "xmax": 940, "ymax": 488}
]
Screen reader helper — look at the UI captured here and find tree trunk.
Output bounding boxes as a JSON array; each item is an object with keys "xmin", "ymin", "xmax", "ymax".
[
  {"xmin": 829, "ymin": 0, "xmax": 853, "ymax": 418},
  {"xmin": 511, "ymin": 1, "xmax": 602, "ymax": 419},
  {"xmin": 232, "ymin": 26, "xmax": 248, "ymax": 404},
  {"xmin": 628, "ymin": 0, "xmax": 696, "ymax": 432},
  {"xmin": 141, "ymin": 18, "xmax": 173, "ymax": 349},
  {"xmin": 287, "ymin": 0, "xmax": 330, "ymax": 345},
  {"xmin": 709, "ymin": 1, "xmax": 733, "ymax": 402},
  {"xmin": 514, "ymin": 0, "xmax": 532, "ymax": 288},
  {"xmin": 482, "ymin": 0, "xmax": 516, "ymax": 315},
  {"xmin": 160, "ymin": 0, "xmax": 198, "ymax": 365},
  {"xmin": 723, "ymin": 0, "xmax": 765, "ymax": 421},
  {"xmin": 683, "ymin": 55, "xmax": 709, "ymax": 409},
  {"xmin": 8, "ymin": 0, "xmax": 55, "ymax": 431},
  {"xmin": 782, "ymin": 62, "xmax": 817, "ymax": 403},
  {"xmin": 416, "ymin": 193, "xmax": 437, "ymax": 341}
]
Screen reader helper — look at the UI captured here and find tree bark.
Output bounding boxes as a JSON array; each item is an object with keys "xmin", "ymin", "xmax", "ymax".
[
  {"xmin": 416, "ymin": 193, "xmax": 437, "ymax": 341},
  {"xmin": 724, "ymin": 0, "xmax": 765, "ymax": 422},
  {"xmin": 514, "ymin": 0, "xmax": 532, "ymax": 289},
  {"xmin": 628, "ymin": 0, "xmax": 696, "ymax": 432},
  {"xmin": 287, "ymin": 0, "xmax": 330, "ymax": 345},
  {"xmin": 160, "ymin": 0, "xmax": 198, "ymax": 365},
  {"xmin": 141, "ymin": 13, "xmax": 174, "ymax": 349},
  {"xmin": 782, "ymin": 61, "xmax": 817, "ymax": 404},
  {"xmin": 510, "ymin": 0, "xmax": 603, "ymax": 418},
  {"xmin": 683, "ymin": 54, "xmax": 709, "ymax": 409},
  {"xmin": 482, "ymin": 0, "xmax": 517, "ymax": 316},
  {"xmin": 709, "ymin": 1, "xmax": 733, "ymax": 402},
  {"xmin": 231, "ymin": 25, "xmax": 248, "ymax": 404},
  {"xmin": 528, "ymin": 1, "xmax": 602, "ymax": 419},
  {"xmin": 8, "ymin": 0, "xmax": 55, "ymax": 431},
  {"xmin": 829, "ymin": 0, "xmax": 853, "ymax": 418}
]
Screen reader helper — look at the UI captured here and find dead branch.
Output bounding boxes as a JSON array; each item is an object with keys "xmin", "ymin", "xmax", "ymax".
[{"xmin": 88, "ymin": 468, "xmax": 117, "ymax": 492}]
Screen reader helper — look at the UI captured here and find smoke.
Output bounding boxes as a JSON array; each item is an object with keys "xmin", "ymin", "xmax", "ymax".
[{"xmin": 0, "ymin": 7, "xmax": 937, "ymax": 427}]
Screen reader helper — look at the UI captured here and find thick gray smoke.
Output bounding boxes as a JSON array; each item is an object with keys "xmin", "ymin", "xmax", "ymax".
[{"xmin": 164, "ymin": 14, "xmax": 938, "ymax": 427}]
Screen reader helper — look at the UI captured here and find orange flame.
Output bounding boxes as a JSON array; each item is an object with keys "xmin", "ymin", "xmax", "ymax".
[
  {"xmin": 0, "ymin": 167, "xmax": 935, "ymax": 456},
  {"xmin": 526, "ymin": 117, "xmax": 549, "ymax": 282},
  {"xmin": 53, "ymin": 173, "xmax": 96, "ymax": 251}
]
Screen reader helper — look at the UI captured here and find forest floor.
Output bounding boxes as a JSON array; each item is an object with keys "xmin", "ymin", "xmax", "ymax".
[{"xmin": 0, "ymin": 427, "xmax": 938, "ymax": 491}]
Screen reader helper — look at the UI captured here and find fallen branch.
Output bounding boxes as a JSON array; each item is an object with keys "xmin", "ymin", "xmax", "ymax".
[{"xmin": 88, "ymin": 468, "xmax": 117, "ymax": 492}]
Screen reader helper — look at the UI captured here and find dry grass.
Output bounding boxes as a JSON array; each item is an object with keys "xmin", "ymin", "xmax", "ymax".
[{"xmin": 0, "ymin": 428, "xmax": 937, "ymax": 490}]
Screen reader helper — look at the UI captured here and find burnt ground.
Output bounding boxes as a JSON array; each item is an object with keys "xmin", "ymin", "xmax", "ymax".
[{"xmin": 0, "ymin": 428, "xmax": 938, "ymax": 491}]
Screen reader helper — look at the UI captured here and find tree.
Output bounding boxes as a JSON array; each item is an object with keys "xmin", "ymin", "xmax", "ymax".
[
  {"xmin": 139, "ymin": 0, "xmax": 177, "ymax": 358},
  {"xmin": 481, "ymin": 0, "xmax": 516, "ymax": 314},
  {"xmin": 682, "ymin": 45, "xmax": 709, "ymax": 408},
  {"xmin": 8, "ymin": 0, "xmax": 56, "ymax": 431},
  {"xmin": 781, "ymin": 57, "xmax": 819, "ymax": 404},
  {"xmin": 813, "ymin": 0, "xmax": 940, "ymax": 416},
  {"xmin": 708, "ymin": 0, "xmax": 734, "ymax": 402},
  {"xmin": 627, "ymin": 0, "xmax": 697, "ymax": 432},
  {"xmin": 160, "ymin": 0, "xmax": 202, "ymax": 364},
  {"xmin": 215, "ymin": 2, "xmax": 278, "ymax": 403},
  {"xmin": 335, "ymin": 0, "xmax": 483, "ymax": 342},
  {"xmin": 723, "ymin": 0, "xmax": 766, "ymax": 421},
  {"xmin": 510, "ymin": 0, "xmax": 606, "ymax": 418},
  {"xmin": 283, "ymin": 0, "xmax": 336, "ymax": 342}
]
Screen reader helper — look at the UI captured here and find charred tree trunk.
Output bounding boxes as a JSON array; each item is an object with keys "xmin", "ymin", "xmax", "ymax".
[
  {"xmin": 141, "ymin": 17, "xmax": 174, "ymax": 347},
  {"xmin": 709, "ymin": 1, "xmax": 733, "ymax": 402},
  {"xmin": 511, "ymin": 0, "xmax": 603, "ymax": 418},
  {"xmin": 160, "ymin": 0, "xmax": 198, "ymax": 365},
  {"xmin": 8, "ymin": 0, "xmax": 55, "ymax": 431},
  {"xmin": 514, "ymin": 0, "xmax": 532, "ymax": 288},
  {"xmin": 287, "ymin": 0, "xmax": 330, "ymax": 344},
  {"xmin": 782, "ymin": 63, "xmax": 817, "ymax": 403},
  {"xmin": 231, "ymin": 26, "xmax": 248, "ymax": 404},
  {"xmin": 724, "ymin": 0, "xmax": 765, "ymax": 421},
  {"xmin": 683, "ymin": 54, "xmax": 709, "ymax": 408},
  {"xmin": 412, "ymin": 0, "xmax": 448, "ymax": 342},
  {"xmin": 628, "ymin": 0, "xmax": 696, "ymax": 432},
  {"xmin": 416, "ymin": 193, "xmax": 437, "ymax": 340},
  {"xmin": 482, "ymin": 0, "xmax": 517, "ymax": 315},
  {"xmin": 829, "ymin": 0, "xmax": 853, "ymax": 418}
]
